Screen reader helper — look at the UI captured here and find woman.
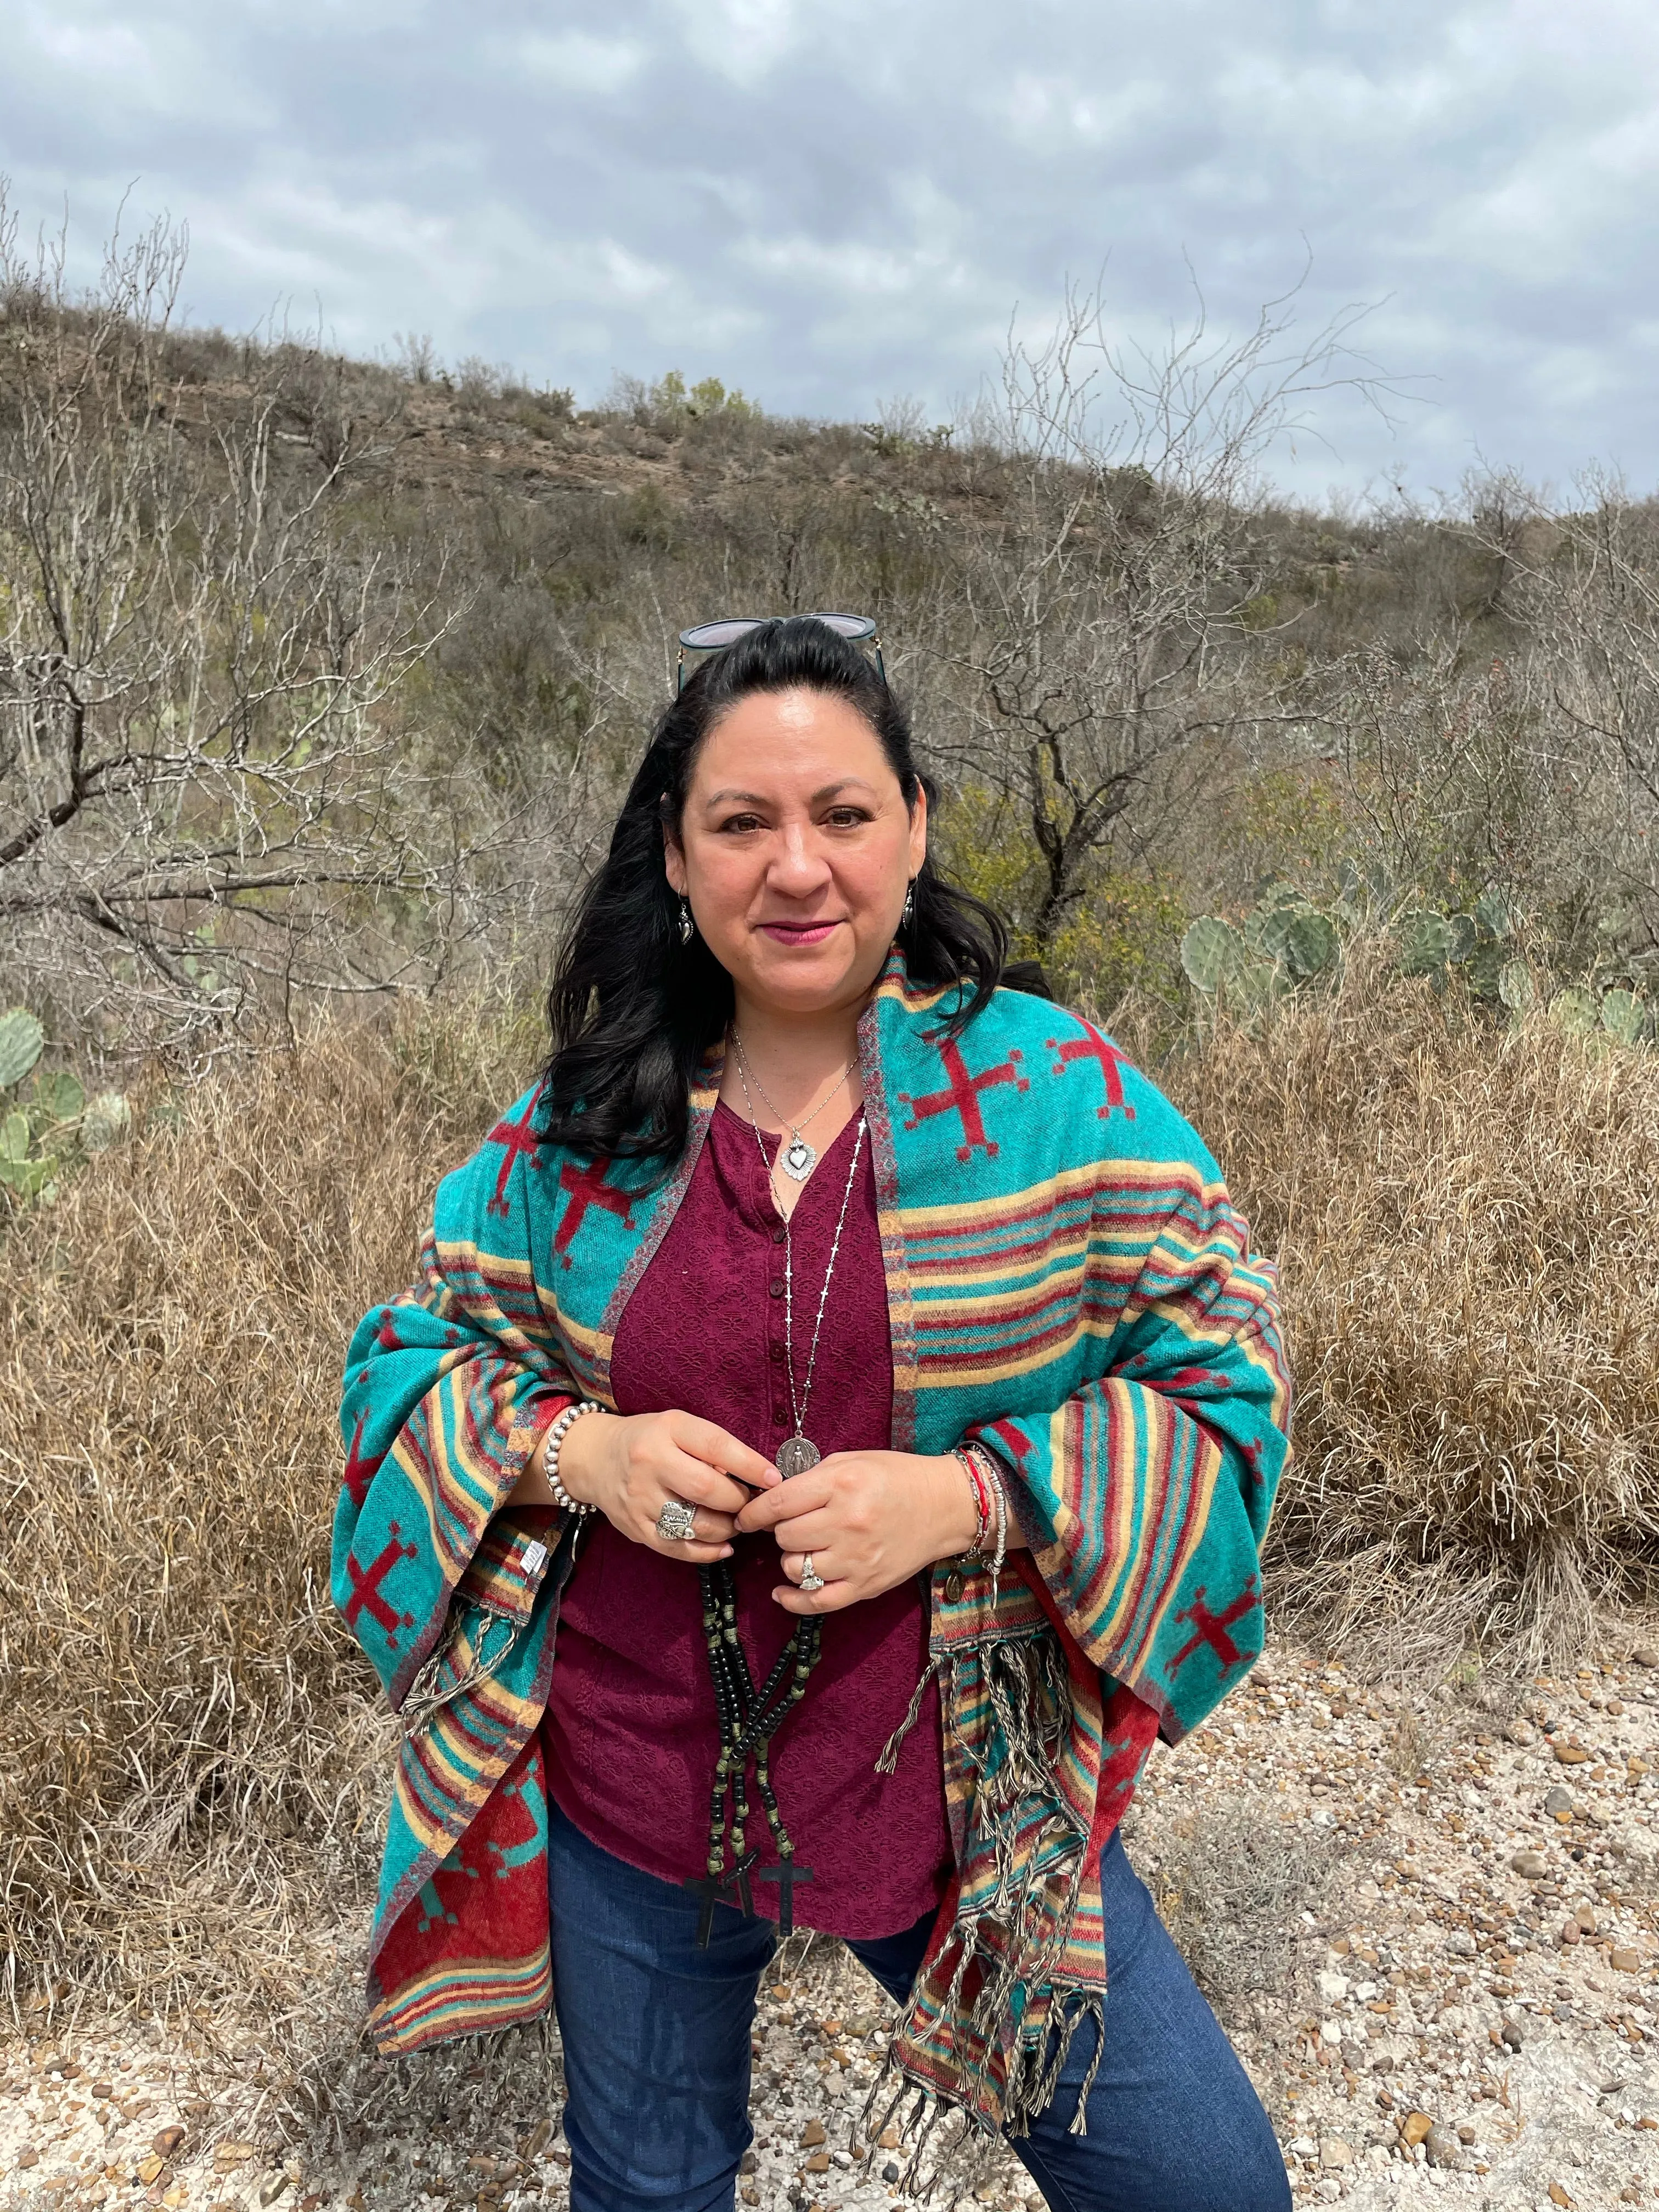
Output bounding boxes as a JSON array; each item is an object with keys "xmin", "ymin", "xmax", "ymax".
[{"xmin": 335, "ymin": 617, "xmax": 1293, "ymax": 2212}]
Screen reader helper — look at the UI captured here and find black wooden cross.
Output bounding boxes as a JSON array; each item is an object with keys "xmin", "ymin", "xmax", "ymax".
[
  {"xmin": 756, "ymin": 1860, "xmax": 814, "ymax": 1937},
  {"xmin": 684, "ymin": 1852, "xmax": 759, "ymax": 1946}
]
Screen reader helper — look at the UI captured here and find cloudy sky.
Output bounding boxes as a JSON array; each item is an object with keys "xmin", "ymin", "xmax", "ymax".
[{"xmin": 5, "ymin": 0, "xmax": 1657, "ymax": 500}]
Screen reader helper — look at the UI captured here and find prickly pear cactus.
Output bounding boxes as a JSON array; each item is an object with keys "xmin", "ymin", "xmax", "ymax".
[
  {"xmin": 1475, "ymin": 887, "xmax": 1516, "ymax": 940},
  {"xmin": 1283, "ymin": 910, "xmax": 1339, "ymax": 979},
  {"xmin": 1397, "ymin": 911, "xmax": 1455, "ymax": 975},
  {"xmin": 0, "ymin": 1009, "xmax": 44, "ymax": 1091},
  {"xmin": 1180, "ymin": 917, "xmax": 1244, "ymax": 993},
  {"xmin": 1548, "ymin": 986, "xmax": 1600, "ymax": 1037},
  {"xmin": 31, "ymin": 1070, "xmax": 85, "ymax": 1123},
  {"xmin": 81, "ymin": 1091, "xmax": 133, "ymax": 1153},
  {"xmin": 1498, "ymin": 958, "xmax": 1537, "ymax": 1013},
  {"xmin": 1600, "ymin": 989, "xmax": 1648, "ymax": 1047}
]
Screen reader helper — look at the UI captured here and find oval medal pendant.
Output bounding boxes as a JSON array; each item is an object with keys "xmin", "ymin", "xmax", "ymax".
[
  {"xmin": 781, "ymin": 1135, "xmax": 816, "ymax": 1182},
  {"xmin": 776, "ymin": 1435, "xmax": 821, "ymax": 1479}
]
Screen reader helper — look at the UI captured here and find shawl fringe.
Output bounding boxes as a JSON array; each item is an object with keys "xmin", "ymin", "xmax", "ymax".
[
  {"xmin": 399, "ymin": 1600, "xmax": 521, "ymax": 1736},
  {"xmin": 861, "ymin": 1623, "xmax": 1099, "ymax": 2175}
]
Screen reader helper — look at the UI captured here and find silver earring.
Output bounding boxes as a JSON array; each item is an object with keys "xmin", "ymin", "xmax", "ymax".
[
  {"xmin": 678, "ymin": 897, "xmax": 693, "ymax": 946},
  {"xmin": 901, "ymin": 879, "xmax": 915, "ymax": 929}
]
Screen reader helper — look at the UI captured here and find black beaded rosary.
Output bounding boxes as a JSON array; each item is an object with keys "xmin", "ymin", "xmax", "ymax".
[{"xmin": 682, "ymin": 1062, "xmax": 867, "ymax": 1944}]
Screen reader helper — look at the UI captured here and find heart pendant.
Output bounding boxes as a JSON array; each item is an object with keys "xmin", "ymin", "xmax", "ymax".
[
  {"xmin": 776, "ymin": 1435, "xmax": 821, "ymax": 1479},
  {"xmin": 781, "ymin": 1136, "xmax": 816, "ymax": 1182}
]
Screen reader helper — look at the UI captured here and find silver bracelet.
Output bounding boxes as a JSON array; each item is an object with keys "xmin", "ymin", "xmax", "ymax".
[
  {"xmin": 544, "ymin": 1400, "xmax": 602, "ymax": 1515},
  {"xmin": 962, "ymin": 1441, "xmax": 1008, "ymax": 1595}
]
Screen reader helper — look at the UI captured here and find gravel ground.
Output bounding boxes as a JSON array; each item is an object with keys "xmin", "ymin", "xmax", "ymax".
[{"xmin": 4, "ymin": 1633, "xmax": 1656, "ymax": 2212}]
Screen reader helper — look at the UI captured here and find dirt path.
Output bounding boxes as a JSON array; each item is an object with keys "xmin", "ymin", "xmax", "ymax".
[{"xmin": 4, "ymin": 1635, "xmax": 1655, "ymax": 2212}]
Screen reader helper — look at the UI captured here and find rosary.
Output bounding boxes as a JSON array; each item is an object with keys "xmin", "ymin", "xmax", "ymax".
[{"xmin": 685, "ymin": 1042, "xmax": 866, "ymax": 1942}]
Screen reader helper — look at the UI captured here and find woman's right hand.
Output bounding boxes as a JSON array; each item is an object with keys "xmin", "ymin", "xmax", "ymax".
[{"xmin": 552, "ymin": 1409, "xmax": 778, "ymax": 1562}]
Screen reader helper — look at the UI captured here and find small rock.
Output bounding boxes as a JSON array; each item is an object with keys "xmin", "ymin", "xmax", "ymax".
[
  {"xmin": 1630, "ymin": 1644, "xmax": 1658, "ymax": 1667},
  {"xmin": 1610, "ymin": 1947, "xmax": 1642, "ymax": 1972},
  {"xmin": 1317, "ymin": 1970, "xmax": 1349, "ymax": 2004},
  {"xmin": 259, "ymin": 2176, "xmax": 289, "ymax": 2207},
  {"xmin": 822, "ymin": 2019, "xmax": 842, "ymax": 2036},
  {"xmin": 1554, "ymin": 1743, "xmax": 1589, "ymax": 1765},
  {"xmin": 879, "ymin": 2126, "xmax": 902, "ymax": 2151},
  {"xmin": 1545, "ymin": 1785, "xmax": 1576, "ymax": 1817},
  {"xmin": 1424, "ymin": 2125, "xmax": 1462, "ymax": 2169},
  {"xmin": 1400, "ymin": 2112, "xmax": 1434, "ymax": 2148},
  {"xmin": 137, "ymin": 2156, "xmax": 165, "ymax": 2184},
  {"xmin": 804, "ymin": 2150, "xmax": 831, "ymax": 2174},
  {"xmin": 1500, "ymin": 2017, "xmax": 1524, "ymax": 2051},
  {"xmin": 92, "ymin": 2081, "xmax": 114, "ymax": 2100},
  {"xmin": 1444, "ymin": 1931, "xmax": 1475, "ymax": 1957},
  {"xmin": 152, "ymin": 2127, "xmax": 185, "ymax": 2159},
  {"xmin": 1506, "ymin": 1718, "xmax": 1534, "ymax": 1744},
  {"xmin": 1560, "ymin": 1918, "xmax": 1581, "ymax": 1945},
  {"xmin": 1575, "ymin": 1905, "xmax": 1598, "ymax": 1933},
  {"xmin": 1457, "ymin": 2125, "xmax": 1476, "ymax": 2145},
  {"xmin": 1511, "ymin": 1849, "xmax": 1548, "ymax": 1877},
  {"xmin": 16, "ymin": 2149, "xmax": 38, "ymax": 2170},
  {"xmin": 214, "ymin": 2142, "xmax": 256, "ymax": 2171},
  {"xmin": 1370, "ymin": 2053, "xmax": 1393, "ymax": 2073},
  {"xmin": 882, "ymin": 2163, "xmax": 902, "ymax": 2185},
  {"xmin": 1319, "ymin": 2138, "xmax": 1354, "ymax": 2168},
  {"xmin": 799, "ymin": 2120, "xmax": 826, "ymax": 2148},
  {"xmin": 1548, "ymin": 2185, "xmax": 1574, "ymax": 2208},
  {"xmin": 740, "ymin": 2152, "xmax": 758, "ymax": 2176}
]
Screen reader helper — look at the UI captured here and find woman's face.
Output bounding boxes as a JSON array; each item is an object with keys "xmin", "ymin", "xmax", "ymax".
[{"xmin": 664, "ymin": 686, "xmax": 927, "ymax": 1022}]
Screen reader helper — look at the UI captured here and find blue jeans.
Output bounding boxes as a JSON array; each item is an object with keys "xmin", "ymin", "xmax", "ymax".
[{"xmin": 546, "ymin": 1800, "xmax": 1289, "ymax": 2212}]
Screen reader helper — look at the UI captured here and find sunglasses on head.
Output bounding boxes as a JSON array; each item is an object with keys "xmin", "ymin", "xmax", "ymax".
[{"xmin": 675, "ymin": 612, "xmax": 885, "ymax": 693}]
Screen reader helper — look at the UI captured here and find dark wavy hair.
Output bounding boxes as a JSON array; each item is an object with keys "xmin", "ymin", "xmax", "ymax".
[{"xmin": 539, "ymin": 616, "xmax": 1007, "ymax": 1161}]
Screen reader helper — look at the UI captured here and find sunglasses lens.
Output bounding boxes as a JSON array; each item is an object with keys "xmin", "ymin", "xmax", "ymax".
[
  {"xmin": 805, "ymin": 613, "xmax": 877, "ymax": 642},
  {"xmin": 680, "ymin": 619, "xmax": 763, "ymax": 651}
]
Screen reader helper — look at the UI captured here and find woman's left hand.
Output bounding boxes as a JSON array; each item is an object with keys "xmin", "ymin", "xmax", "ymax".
[{"xmin": 732, "ymin": 1450, "xmax": 981, "ymax": 1613}]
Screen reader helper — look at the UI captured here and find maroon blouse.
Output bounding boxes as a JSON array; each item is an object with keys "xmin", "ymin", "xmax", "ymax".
[{"xmin": 541, "ymin": 1103, "xmax": 952, "ymax": 1937}]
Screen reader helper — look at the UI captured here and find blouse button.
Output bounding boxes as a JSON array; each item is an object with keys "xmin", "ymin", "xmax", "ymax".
[
  {"xmin": 943, "ymin": 1570, "xmax": 966, "ymax": 1604},
  {"xmin": 769, "ymin": 1342, "xmax": 785, "ymax": 1362},
  {"xmin": 769, "ymin": 1280, "xmax": 785, "ymax": 1298},
  {"xmin": 772, "ymin": 1226, "xmax": 787, "ymax": 1245}
]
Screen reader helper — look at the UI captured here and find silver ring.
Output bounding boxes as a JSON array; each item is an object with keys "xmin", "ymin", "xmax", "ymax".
[
  {"xmin": 656, "ymin": 1498, "xmax": 697, "ymax": 1542},
  {"xmin": 799, "ymin": 1552, "xmax": 825, "ymax": 1594}
]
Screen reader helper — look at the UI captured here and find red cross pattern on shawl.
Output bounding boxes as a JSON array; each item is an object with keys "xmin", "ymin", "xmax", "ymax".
[
  {"xmin": 484, "ymin": 1092, "xmax": 544, "ymax": 1218},
  {"xmin": 898, "ymin": 1039, "xmax": 1029, "ymax": 1162},
  {"xmin": 344, "ymin": 1522, "xmax": 419, "ymax": 1647},
  {"xmin": 552, "ymin": 1157, "xmax": 637, "ymax": 1268},
  {"xmin": 1046, "ymin": 1020, "xmax": 1136, "ymax": 1124},
  {"xmin": 1167, "ymin": 1575, "xmax": 1260, "ymax": 1681},
  {"xmin": 342, "ymin": 1412, "xmax": 386, "ymax": 1509}
]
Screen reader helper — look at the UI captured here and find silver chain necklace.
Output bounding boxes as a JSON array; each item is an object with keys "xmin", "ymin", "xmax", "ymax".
[
  {"xmin": 731, "ymin": 1033, "xmax": 854, "ymax": 1183},
  {"xmin": 734, "ymin": 1054, "xmax": 866, "ymax": 1478}
]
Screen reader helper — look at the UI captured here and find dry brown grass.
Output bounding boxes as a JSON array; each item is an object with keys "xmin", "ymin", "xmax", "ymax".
[
  {"xmin": 3, "ymin": 975, "xmax": 1655, "ymax": 2034},
  {"xmin": 0, "ymin": 1003, "xmax": 540, "ymax": 2033},
  {"xmin": 1153, "ymin": 961, "xmax": 1659, "ymax": 1674}
]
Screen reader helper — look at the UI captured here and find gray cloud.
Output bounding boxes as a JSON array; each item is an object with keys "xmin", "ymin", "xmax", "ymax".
[{"xmin": 4, "ymin": 0, "xmax": 1657, "ymax": 496}]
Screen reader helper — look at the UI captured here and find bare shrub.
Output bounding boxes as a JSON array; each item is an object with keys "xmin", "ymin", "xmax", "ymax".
[
  {"xmin": 1149, "ymin": 958, "xmax": 1659, "ymax": 1673},
  {"xmin": 0, "ymin": 1006, "xmax": 535, "ymax": 2032},
  {"xmin": 0, "ymin": 191, "xmax": 459, "ymax": 1051},
  {"xmin": 1135, "ymin": 1795, "xmax": 1340, "ymax": 2025}
]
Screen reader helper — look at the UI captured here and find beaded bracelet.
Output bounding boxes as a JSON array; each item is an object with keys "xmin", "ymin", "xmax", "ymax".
[
  {"xmin": 953, "ymin": 1441, "xmax": 1009, "ymax": 1594},
  {"xmin": 544, "ymin": 1399, "xmax": 602, "ymax": 1515},
  {"xmin": 953, "ymin": 1447, "xmax": 992, "ymax": 1555}
]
